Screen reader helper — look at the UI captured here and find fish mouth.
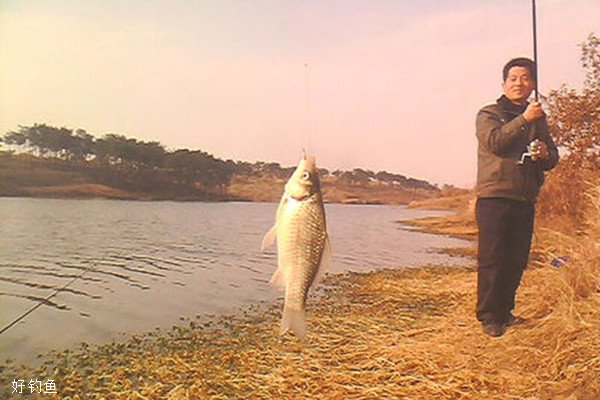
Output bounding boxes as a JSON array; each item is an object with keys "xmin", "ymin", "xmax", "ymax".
[{"xmin": 303, "ymin": 156, "xmax": 316, "ymax": 170}]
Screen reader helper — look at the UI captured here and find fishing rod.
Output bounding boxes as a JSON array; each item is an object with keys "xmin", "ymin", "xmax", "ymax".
[
  {"xmin": 518, "ymin": 0, "xmax": 541, "ymax": 164},
  {"xmin": 532, "ymin": 0, "xmax": 539, "ymax": 101},
  {"xmin": 0, "ymin": 262, "xmax": 95, "ymax": 336}
]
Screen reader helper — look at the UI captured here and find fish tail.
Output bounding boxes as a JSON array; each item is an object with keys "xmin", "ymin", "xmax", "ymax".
[{"xmin": 280, "ymin": 307, "xmax": 306, "ymax": 340}]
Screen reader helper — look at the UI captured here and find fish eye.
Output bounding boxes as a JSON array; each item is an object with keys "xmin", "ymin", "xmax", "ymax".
[{"xmin": 301, "ymin": 172, "xmax": 310, "ymax": 181}]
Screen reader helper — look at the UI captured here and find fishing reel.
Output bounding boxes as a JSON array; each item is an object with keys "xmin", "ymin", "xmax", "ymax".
[{"xmin": 517, "ymin": 139, "xmax": 542, "ymax": 165}]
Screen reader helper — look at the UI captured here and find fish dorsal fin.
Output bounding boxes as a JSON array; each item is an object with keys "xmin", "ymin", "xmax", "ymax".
[{"xmin": 314, "ymin": 234, "xmax": 332, "ymax": 284}]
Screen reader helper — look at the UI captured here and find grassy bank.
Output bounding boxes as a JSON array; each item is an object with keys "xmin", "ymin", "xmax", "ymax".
[{"xmin": 2, "ymin": 263, "xmax": 598, "ymax": 399}]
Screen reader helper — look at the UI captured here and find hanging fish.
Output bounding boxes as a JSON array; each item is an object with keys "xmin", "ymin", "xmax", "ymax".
[{"xmin": 261, "ymin": 154, "xmax": 332, "ymax": 340}]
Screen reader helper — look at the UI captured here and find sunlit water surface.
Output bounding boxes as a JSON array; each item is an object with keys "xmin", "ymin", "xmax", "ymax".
[{"xmin": 0, "ymin": 198, "xmax": 471, "ymax": 362}]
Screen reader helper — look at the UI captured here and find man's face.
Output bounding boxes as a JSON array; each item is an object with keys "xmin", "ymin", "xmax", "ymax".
[{"xmin": 502, "ymin": 66, "xmax": 535, "ymax": 104}]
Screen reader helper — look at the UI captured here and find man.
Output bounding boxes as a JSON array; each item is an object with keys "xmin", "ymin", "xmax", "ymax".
[{"xmin": 475, "ymin": 57, "xmax": 559, "ymax": 337}]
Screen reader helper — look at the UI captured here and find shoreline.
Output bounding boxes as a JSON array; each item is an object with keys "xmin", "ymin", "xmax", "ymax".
[
  {"xmin": 5, "ymin": 262, "xmax": 597, "ymax": 399},
  {"xmin": 1, "ymin": 266, "xmax": 473, "ymax": 399},
  {"xmin": 0, "ymin": 192, "xmax": 430, "ymax": 206},
  {"xmin": 0, "ymin": 194, "xmax": 411, "ymax": 205}
]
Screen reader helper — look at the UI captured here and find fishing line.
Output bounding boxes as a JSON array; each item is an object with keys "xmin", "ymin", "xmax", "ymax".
[
  {"xmin": 304, "ymin": 61, "xmax": 313, "ymax": 155},
  {"xmin": 0, "ymin": 261, "xmax": 95, "ymax": 336}
]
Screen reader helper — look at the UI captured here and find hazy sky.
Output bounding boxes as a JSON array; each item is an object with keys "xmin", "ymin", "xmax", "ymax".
[{"xmin": 1, "ymin": 1, "xmax": 598, "ymax": 186}]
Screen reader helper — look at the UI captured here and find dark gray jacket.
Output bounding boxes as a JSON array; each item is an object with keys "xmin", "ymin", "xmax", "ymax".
[{"xmin": 475, "ymin": 96, "xmax": 559, "ymax": 203}]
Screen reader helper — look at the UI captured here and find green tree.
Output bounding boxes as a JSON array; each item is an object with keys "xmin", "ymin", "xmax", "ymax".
[
  {"xmin": 94, "ymin": 134, "xmax": 138, "ymax": 165},
  {"xmin": 3, "ymin": 130, "xmax": 27, "ymax": 146},
  {"xmin": 134, "ymin": 141, "xmax": 166, "ymax": 168},
  {"xmin": 71, "ymin": 129, "xmax": 96, "ymax": 160},
  {"xmin": 165, "ymin": 149, "xmax": 227, "ymax": 189}
]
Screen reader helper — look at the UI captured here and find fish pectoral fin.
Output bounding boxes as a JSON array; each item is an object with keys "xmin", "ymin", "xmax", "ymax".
[
  {"xmin": 269, "ymin": 268, "xmax": 285, "ymax": 290},
  {"xmin": 314, "ymin": 234, "xmax": 332, "ymax": 284},
  {"xmin": 260, "ymin": 225, "xmax": 277, "ymax": 251}
]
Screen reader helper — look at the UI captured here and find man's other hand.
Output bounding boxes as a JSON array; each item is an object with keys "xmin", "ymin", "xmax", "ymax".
[{"xmin": 535, "ymin": 140, "xmax": 550, "ymax": 160}]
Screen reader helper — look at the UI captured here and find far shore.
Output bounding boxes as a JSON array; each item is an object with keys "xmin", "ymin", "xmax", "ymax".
[
  {"xmin": 0, "ymin": 153, "xmax": 446, "ymax": 205},
  {"xmin": 1, "ymin": 179, "xmax": 454, "ymax": 206}
]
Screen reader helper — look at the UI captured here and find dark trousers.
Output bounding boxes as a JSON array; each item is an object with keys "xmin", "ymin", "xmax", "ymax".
[{"xmin": 476, "ymin": 198, "xmax": 535, "ymax": 324}]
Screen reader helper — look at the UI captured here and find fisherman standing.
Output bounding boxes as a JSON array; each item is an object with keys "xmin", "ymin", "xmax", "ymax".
[{"xmin": 474, "ymin": 57, "xmax": 559, "ymax": 337}]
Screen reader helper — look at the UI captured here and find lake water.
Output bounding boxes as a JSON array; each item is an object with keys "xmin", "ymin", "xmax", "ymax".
[{"xmin": 0, "ymin": 198, "xmax": 471, "ymax": 363}]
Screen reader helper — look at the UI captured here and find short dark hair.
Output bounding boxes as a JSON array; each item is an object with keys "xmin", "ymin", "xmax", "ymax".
[{"xmin": 503, "ymin": 58, "xmax": 536, "ymax": 82}]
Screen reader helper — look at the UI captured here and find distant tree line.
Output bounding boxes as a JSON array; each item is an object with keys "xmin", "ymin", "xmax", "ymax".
[
  {"xmin": 330, "ymin": 168, "xmax": 436, "ymax": 191},
  {"xmin": 0, "ymin": 123, "xmax": 439, "ymax": 194},
  {"xmin": 230, "ymin": 161, "xmax": 436, "ymax": 190},
  {"xmin": 1, "ymin": 124, "xmax": 237, "ymax": 193}
]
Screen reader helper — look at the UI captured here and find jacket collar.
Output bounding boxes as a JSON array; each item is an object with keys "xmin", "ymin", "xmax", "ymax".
[{"xmin": 497, "ymin": 95, "xmax": 528, "ymax": 116}]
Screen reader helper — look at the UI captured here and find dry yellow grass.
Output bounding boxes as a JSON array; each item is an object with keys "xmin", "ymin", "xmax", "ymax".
[
  {"xmin": 408, "ymin": 188, "xmax": 473, "ymax": 211},
  {"xmin": 4, "ymin": 253, "xmax": 597, "ymax": 399},
  {"xmin": 226, "ymin": 175, "xmax": 288, "ymax": 202}
]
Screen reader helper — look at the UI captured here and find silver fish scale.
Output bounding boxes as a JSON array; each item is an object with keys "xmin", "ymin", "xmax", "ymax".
[{"xmin": 278, "ymin": 194, "xmax": 326, "ymax": 311}]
